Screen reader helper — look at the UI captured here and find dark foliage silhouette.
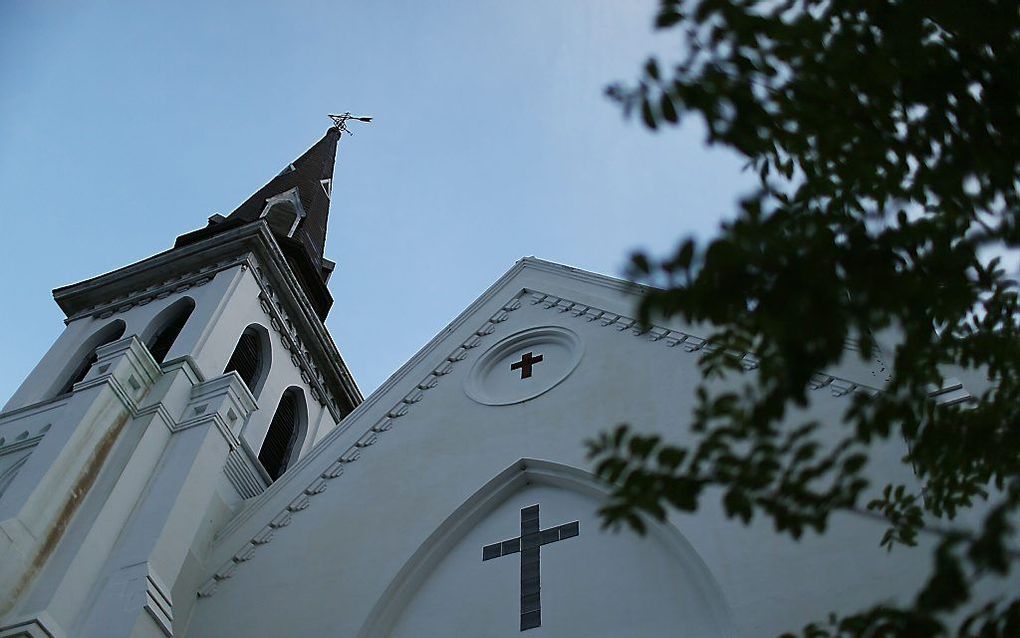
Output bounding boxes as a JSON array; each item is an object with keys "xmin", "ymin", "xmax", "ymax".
[{"xmin": 589, "ymin": 1, "xmax": 1020, "ymax": 635}]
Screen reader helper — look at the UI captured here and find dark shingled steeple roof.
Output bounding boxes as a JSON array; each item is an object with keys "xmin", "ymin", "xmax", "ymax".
[
  {"xmin": 224, "ymin": 127, "xmax": 339, "ymax": 270},
  {"xmin": 176, "ymin": 128, "xmax": 343, "ymax": 319}
]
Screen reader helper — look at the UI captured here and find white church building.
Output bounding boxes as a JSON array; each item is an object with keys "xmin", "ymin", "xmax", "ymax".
[{"xmin": 0, "ymin": 128, "xmax": 984, "ymax": 637}]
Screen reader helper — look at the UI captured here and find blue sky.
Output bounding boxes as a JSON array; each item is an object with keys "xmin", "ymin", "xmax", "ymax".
[{"xmin": 0, "ymin": 1, "xmax": 754, "ymax": 402}]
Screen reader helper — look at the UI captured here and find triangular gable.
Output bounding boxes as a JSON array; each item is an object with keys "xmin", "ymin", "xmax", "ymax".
[
  {"xmin": 184, "ymin": 256, "xmax": 957, "ymax": 638},
  {"xmin": 196, "ymin": 257, "xmax": 891, "ymax": 597}
]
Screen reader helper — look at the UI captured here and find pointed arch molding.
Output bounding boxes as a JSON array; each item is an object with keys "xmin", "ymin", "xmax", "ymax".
[{"xmin": 356, "ymin": 458, "xmax": 737, "ymax": 638}]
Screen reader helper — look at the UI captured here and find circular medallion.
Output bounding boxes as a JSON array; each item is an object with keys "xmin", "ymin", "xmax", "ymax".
[{"xmin": 464, "ymin": 326, "xmax": 583, "ymax": 406}]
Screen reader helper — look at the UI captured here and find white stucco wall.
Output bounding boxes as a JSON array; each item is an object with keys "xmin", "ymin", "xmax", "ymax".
[{"xmin": 183, "ymin": 260, "xmax": 966, "ymax": 638}]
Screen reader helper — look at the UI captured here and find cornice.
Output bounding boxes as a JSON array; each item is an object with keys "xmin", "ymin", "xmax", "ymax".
[
  {"xmin": 0, "ymin": 431, "xmax": 47, "ymax": 458},
  {"xmin": 54, "ymin": 222, "xmax": 268, "ymax": 316},
  {"xmin": 515, "ymin": 256, "xmax": 654, "ymax": 298},
  {"xmin": 69, "ymin": 257, "xmax": 242, "ymax": 324},
  {"xmin": 249, "ymin": 263, "xmax": 350, "ymax": 421},
  {"xmin": 0, "ymin": 395, "xmax": 69, "ymax": 426},
  {"xmin": 526, "ymin": 290, "xmax": 885, "ymax": 397},
  {"xmin": 52, "ymin": 220, "xmax": 361, "ymax": 418}
]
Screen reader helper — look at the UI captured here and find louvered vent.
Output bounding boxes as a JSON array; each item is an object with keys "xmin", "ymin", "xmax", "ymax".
[
  {"xmin": 259, "ymin": 391, "xmax": 298, "ymax": 480},
  {"xmin": 224, "ymin": 330, "xmax": 261, "ymax": 391}
]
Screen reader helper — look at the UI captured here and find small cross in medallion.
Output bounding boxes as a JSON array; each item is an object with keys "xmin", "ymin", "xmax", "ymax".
[{"xmin": 510, "ymin": 352, "xmax": 543, "ymax": 379}]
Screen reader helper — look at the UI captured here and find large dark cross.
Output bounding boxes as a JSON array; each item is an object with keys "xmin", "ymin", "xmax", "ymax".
[
  {"xmin": 482, "ymin": 504, "xmax": 580, "ymax": 631},
  {"xmin": 510, "ymin": 352, "xmax": 543, "ymax": 379}
]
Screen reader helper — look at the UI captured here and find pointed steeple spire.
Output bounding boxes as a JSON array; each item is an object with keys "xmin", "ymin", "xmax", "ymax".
[
  {"xmin": 175, "ymin": 126, "xmax": 354, "ymax": 319},
  {"xmin": 224, "ymin": 127, "xmax": 340, "ymax": 274}
]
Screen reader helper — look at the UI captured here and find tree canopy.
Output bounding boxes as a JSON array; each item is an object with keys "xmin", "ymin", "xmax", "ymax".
[{"xmin": 589, "ymin": 1, "xmax": 1020, "ymax": 635}]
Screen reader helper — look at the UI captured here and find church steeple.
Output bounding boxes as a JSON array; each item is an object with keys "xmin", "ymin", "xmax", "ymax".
[
  {"xmin": 0, "ymin": 121, "xmax": 366, "ymax": 635},
  {"xmin": 175, "ymin": 127, "xmax": 347, "ymax": 318}
]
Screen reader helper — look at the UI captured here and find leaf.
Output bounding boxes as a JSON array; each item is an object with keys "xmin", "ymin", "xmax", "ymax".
[
  {"xmin": 724, "ymin": 489, "xmax": 753, "ymax": 523},
  {"xmin": 641, "ymin": 97, "xmax": 658, "ymax": 130},
  {"xmin": 594, "ymin": 0, "xmax": 1020, "ymax": 633},
  {"xmin": 657, "ymin": 447, "xmax": 686, "ymax": 470},
  {"xmin": 674, "ymin": 239, "xmax": 695, "ymax": 271},
  {"xmin": 660, "ymin": 92, "xmax": 678, "ymax": 123},
  {"xmin": 628, "ymin": 435, "xmax": 659, "ymax": 460},
  {"xmin": 631, "ymin": 252, "xmax": 652, "ymax": 275},
  {"xmin": 644, "ymin": 58, "xmax": 660, "ymax": 81},
  {"xmin": 655, "ymin": 9, "xmax": 683, "ymax": 29}
]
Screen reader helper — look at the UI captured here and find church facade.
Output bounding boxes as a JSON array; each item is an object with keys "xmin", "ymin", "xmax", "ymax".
[{"xmin": 0, "ymin": 130, "xmax": 982, "ymax": 637}]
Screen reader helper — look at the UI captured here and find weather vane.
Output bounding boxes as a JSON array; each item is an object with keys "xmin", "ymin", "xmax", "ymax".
[{"xmin": 328, "ymin": 112, "xmax": 373, "ymax": 136}]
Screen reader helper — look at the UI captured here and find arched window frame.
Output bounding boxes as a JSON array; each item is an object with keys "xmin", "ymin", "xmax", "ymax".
[
  {"xmin": 53, "ymin": 319, "xmax": 126, "ymax": 397},
  {"xmin": 261, "ymin": 188, "xmax": 306, "ymax": 238},
  {"xmin": 223, "ymin": 324, "xmax": 272, "ymax": 399},
  {"xmin": 257, "ymin": 386, "xmax": 308, "ymax": 481},
  {"xmin": 141, "ymin": 296, "xmax": 195, "ymax": 365}
]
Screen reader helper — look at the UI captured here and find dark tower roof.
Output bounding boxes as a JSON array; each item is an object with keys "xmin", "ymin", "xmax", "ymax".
[
  {"xmin": 176, "ymin": 128, "xmax": 343, "ymax": 319},
  {"xmin": 224, "ymin": 127, "xmax": 339, "ymax": 268}
]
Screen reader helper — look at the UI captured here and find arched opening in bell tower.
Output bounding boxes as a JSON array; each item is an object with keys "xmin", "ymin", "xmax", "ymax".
[
  {"xmin": 224, "ymin": 324, "xmax": 271, "ymax": 398},
  {"xmin": 143, "ymin": 297, "xmax": 195, "ymax": 364},
  {"xmin": 258, "ymin": 386, "xmax": 307, "ymax": 480},
  {"xmin": 54, "ymin": 319, "xmax": 127, "ymax": 397}
]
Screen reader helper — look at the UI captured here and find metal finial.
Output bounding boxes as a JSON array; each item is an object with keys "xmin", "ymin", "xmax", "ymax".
[{"xmin": 328, "ymin": 112, "xmax": 373, "ymax": 136}]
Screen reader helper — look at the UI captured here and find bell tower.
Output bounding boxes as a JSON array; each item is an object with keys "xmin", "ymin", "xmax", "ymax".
[{"xmin": 0, "ymin": 126, "xmax": 362, "ymax": 638}]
